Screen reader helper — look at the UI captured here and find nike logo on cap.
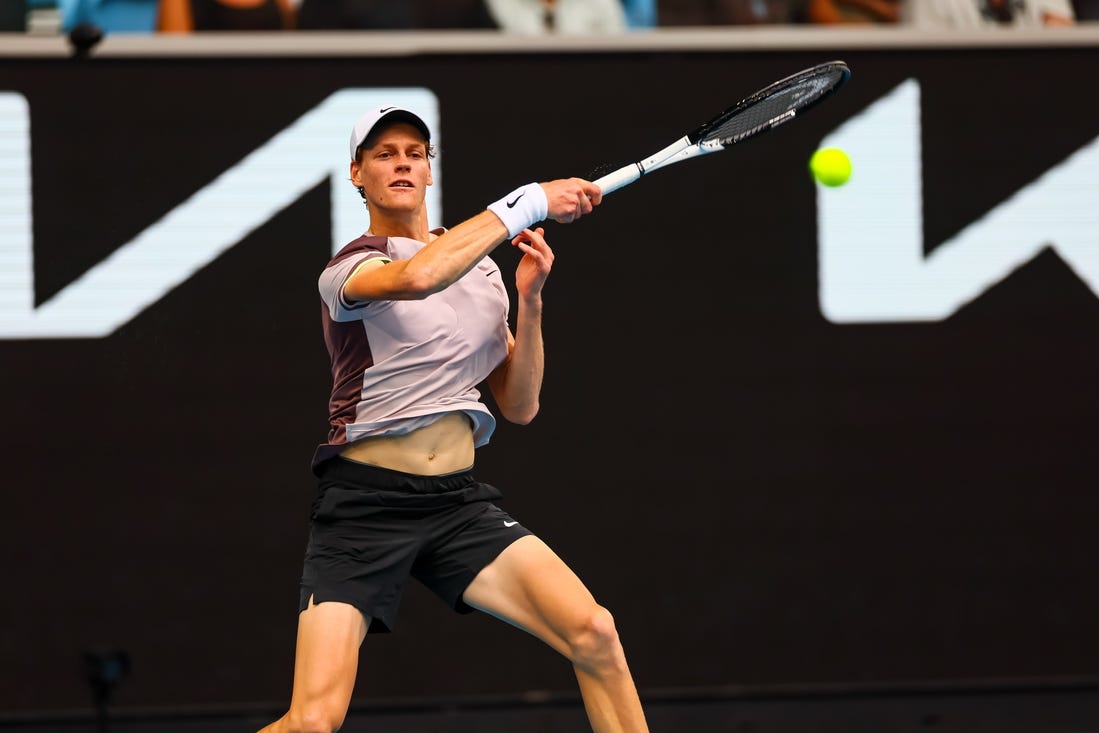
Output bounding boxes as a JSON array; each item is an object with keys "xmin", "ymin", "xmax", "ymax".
[
  {"xmin": 506, "ymin": 193, "xmax": 525, "ymax": 208},
  {"xmin": 379, "ymin": 106, "xmax": 396, "ymax": 112}
]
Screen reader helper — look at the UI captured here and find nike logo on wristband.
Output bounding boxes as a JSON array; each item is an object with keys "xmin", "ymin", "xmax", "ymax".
[{"xmin": 506, "ymin": 193, "xmax": 525, "ymax": 208}]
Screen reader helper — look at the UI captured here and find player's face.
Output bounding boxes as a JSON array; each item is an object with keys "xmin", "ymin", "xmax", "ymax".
[{"xmin": 352, "ymin": 122, "xmax": 433, "ymax": 213}]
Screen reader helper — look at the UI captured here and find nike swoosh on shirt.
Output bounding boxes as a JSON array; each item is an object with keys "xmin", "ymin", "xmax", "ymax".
[{"xmin": 503, "ymin": 520, "xmax": 519, "ymax": 527}]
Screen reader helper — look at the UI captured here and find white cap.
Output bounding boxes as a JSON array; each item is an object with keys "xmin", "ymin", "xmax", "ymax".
[{"xmin": 349, "ymin": 105, "xmax": 432, "ymax": 161}]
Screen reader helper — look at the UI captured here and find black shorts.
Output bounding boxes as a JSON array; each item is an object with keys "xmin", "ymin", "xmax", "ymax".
[{"xmin": 299, "ymin": 457, "xmax": 532, "ymax": 633}]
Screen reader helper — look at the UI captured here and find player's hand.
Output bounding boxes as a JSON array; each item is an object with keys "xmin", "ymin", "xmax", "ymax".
[
  {"xmin": 512, "ymin": 227, "xmax": 553, "ymax": 301},
  {"xmin": 541, "ymin": 178, "xmax": 602, "ymax": 224}
]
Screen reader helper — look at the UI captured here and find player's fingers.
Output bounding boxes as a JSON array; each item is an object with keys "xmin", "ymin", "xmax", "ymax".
[
  {"xmin": 527, "ymin": 225, "xmax": 547, "ymax": 241},
  {"xmin": 561, "ymin": 189, "xmax": 588, "ymax": 222},
  {"xmin": 579, "ymin": 178, "xmax": 603, "ymax": 206},
  {"xmin": 578, "ymin": 189, "xmax": 594, "ymax": 215},
  {"xmin": 512, "ymin": 227, "xmax": 549, "ymax": 249},
  {"xmin": 569, "ymin": 196, "xmax": 585, "ymax": 221},
  {"xmin": 545, "ymin": 179, "xmax": 600, "ymax": 223},
  {"xmin": 528, "ymin": 228, "xmax": 554, "ymax": 259},
  {"xmin": 514, "ymin": 235, "xmax": 554, "ymax": 267}
]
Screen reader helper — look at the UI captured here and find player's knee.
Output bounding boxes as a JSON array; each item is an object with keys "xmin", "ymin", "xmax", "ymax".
[
  {"xmin": 283, "ymin": 705, "xmax": 347, "ymax": 733},
  {"xmin": 567, "ymin": 605, "xmax": 627, "ymax": 674}
]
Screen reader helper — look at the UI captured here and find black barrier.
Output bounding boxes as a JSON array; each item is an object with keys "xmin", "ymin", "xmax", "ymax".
[{"xmin": 1, "ymin": 31, "xmax": 1098, "ymax": 714}]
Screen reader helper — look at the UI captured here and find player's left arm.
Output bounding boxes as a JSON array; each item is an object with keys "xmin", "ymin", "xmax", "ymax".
[{"xmin": 486, "ymin": 227, "xmax": 553, "ymax": 425}]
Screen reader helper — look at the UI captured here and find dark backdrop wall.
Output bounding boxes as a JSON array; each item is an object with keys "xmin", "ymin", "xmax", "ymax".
[{"xmin": 1, "ymin": 34, "xmax": 1097, "ymax": 713}]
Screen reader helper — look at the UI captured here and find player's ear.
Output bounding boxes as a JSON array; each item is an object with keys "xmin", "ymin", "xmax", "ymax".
[
  {"xmin": 350, "ymin": 160, "xmax": 362, "ymax": 187},
  {"xmin": 426, "ymin": 162, "xmax": 433, "ymax": 187}
]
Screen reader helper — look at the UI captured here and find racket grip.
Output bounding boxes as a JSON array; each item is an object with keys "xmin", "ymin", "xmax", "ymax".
[{"xmin": 592, "ymin": 164, "xmax": 641, "ymax": 196}]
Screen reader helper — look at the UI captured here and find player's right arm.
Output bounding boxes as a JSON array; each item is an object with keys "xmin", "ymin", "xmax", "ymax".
[{"xmin": 343, "ymin": 178, "xmax": 600, "ymax": 302}]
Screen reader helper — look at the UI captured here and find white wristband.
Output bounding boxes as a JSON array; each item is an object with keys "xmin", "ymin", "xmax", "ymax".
[{"xmin": 486, "ymin": 183, "xmax": 549, "ymax": 239}]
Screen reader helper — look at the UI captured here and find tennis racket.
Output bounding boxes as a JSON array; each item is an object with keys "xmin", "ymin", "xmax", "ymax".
[{"xmin": 592, "ymin": 60, "xmax": 851, "ymax": 195}]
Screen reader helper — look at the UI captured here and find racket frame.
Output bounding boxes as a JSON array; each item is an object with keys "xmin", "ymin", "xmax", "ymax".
[{"xmin": 593, "ymin": 60, "xmax": 849, "ymax": 196}]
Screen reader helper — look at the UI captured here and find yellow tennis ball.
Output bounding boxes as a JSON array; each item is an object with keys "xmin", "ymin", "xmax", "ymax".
[{"xmin": 809, "ymin": 147, "xmax": 852, "ymax": 187}]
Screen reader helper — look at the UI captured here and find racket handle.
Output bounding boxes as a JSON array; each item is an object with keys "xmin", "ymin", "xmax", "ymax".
[
  {"xmin": 592, "ymin": 136, "xmax": 692, "ymax": 195},
  {"xmin": 592, "ymin": 164, "xmax": 641, "ymax": 196}
]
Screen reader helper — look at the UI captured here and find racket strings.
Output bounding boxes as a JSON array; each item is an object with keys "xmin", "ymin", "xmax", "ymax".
[{"xmin": 703, "ymin": 67, "xmax": 848, "ymax": 146}]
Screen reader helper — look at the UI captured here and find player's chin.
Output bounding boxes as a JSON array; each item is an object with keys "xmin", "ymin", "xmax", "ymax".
[
  {"xmin": 385, "ymin": 187, "xmax": 423, "ymax": 201},
  {"xmin": 380, "ymin": 195, "xmax": 424, "ymax": 211}
]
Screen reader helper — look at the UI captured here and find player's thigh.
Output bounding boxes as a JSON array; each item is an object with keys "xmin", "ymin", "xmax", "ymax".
[
  {"xmin": 462, "ymin": 535, "xmax": 600, "ymax": 657},
  {"xmin": 290, "ymin": 597, "xmax": 369, "ymax": 712}
]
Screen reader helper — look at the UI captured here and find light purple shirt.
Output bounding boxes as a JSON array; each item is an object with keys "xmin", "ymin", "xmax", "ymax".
[{"xmin": 311, "ymin": 230, "xmax": 510, "ymax": 471}]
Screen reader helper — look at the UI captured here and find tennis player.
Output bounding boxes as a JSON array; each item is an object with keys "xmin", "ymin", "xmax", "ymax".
[{"xmin": 257, "ymin": 106, "xmax": 649, "ymax": 733}]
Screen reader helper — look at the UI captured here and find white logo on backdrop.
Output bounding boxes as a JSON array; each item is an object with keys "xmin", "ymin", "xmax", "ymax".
[
  {"xmin": 0, "ymin": 89, "xmax": 440, "ymax": 339},
  {"xmin": 817, "ymin": 79, "xmax": 1099, "ymax": 323}
]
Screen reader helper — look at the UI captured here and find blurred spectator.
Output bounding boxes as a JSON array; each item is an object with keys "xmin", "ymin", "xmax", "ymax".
[
  {"xmin": 296, "ymin": 0, "xmax": 497, "ymax": 29},
  {"xmin": 157, "ymin": 0, "xmax": 294, "ymax": 30},
  {"xmin": 18, "ymin": 0, "xmax": 159, "ymax": 33},
  {"xmin": 621, "ymin": 0, "xmax": 657, "ymax": 27},
  {"xmin": 658, "ymin": 0, "xmax": 803, "ymax": 25},
  {"xmin": 901, "ymin": 0, "xmax": 1076, "ymax": 26},
  {"xmin": 484, "ymin": 0, "xmax": 627, "ymax": 32},
  {"xmin": 805, "ymin": 0, "xmax": 900, "ymax": 23},
  {"xmin": 70, "ymin": 0, "xmax": 158, "ymax": 31}
]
